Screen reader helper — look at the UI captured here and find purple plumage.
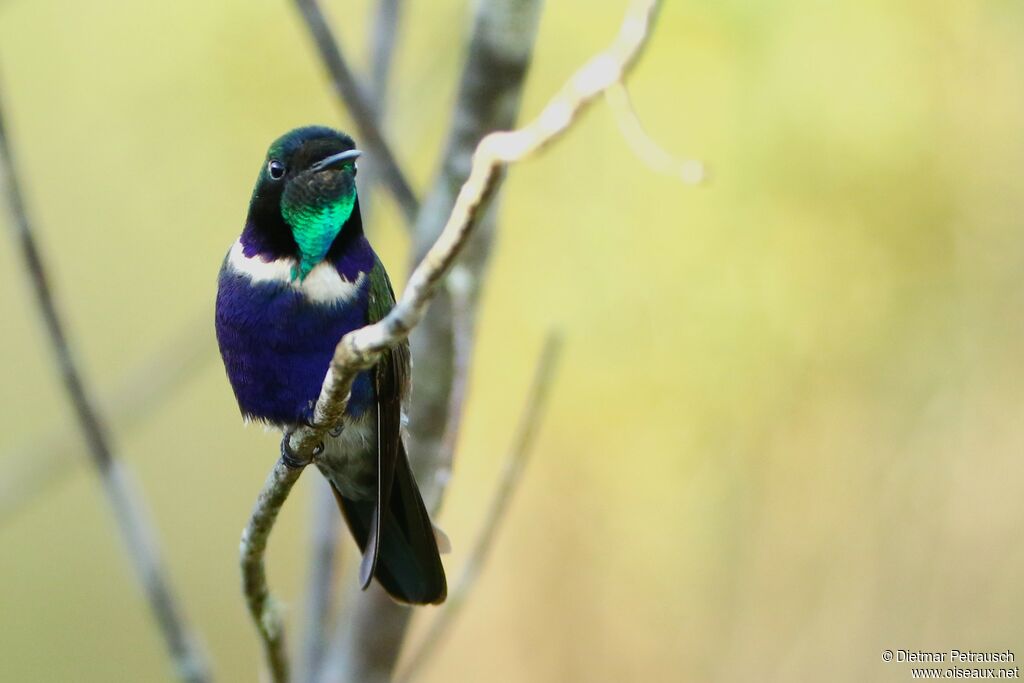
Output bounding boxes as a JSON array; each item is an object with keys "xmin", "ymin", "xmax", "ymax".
[
  {"xmin": 214, "ymin": 229, "xmax": 377, "ymax": 426},
  {"xmin": 215, "ymin": 126, "xmax": 446, "ymax": 605}
]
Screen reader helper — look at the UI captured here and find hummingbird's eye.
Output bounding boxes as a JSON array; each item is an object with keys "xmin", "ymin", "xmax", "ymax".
[{"xmin": 267, "ymin": 160, "xmax": 286, "ymax": 180}]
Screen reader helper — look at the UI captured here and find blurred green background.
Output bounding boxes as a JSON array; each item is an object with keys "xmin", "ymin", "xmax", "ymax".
[{"xmin": 2, "ymin": 0, "xmax": 1023, "ymax": 681}]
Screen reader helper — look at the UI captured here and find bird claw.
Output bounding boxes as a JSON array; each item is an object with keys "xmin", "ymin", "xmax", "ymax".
[
  {"xmin": 329, "ymin": 423, "xmax": 344, "ymax": 438},
  {"xmin": 280, "ymin": 435, "xmax": 322, "ymax": 469}
]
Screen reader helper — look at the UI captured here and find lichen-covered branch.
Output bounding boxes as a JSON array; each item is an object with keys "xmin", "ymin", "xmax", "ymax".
[
  {"xmin": 240, "ymin": 457, "xmax": 309, "ymax": 683},
  {"xmin": 292, "ymin": 0, "xmax": 419, "ymax": 223},
  {"xmin": 0, "ymin": 80, "xmax": 211, "ymax": 683},
  {"xmin": 395, "ymin": 331, "xmax": 564, "ymax": 683}
]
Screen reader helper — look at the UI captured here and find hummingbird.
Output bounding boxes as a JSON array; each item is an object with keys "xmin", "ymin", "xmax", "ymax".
[{"xmin": 215, "ymin": 125, "xmax": 447, "ymax": 605}]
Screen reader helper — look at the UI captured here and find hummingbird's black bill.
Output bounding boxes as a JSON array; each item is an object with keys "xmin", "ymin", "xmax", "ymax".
[{"xmin": 310, "ymin": 149, "xmax": 362, "ymax": 172}]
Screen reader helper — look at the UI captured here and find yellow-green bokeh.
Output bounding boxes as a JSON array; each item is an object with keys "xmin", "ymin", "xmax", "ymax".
[{"xmin": 2, "ymin": 1, "xmax": 1022, "ymax": 681}]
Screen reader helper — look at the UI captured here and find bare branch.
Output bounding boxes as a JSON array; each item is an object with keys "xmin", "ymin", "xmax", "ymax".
[
  {"xmin": 410, "ymin": 0, "xmax": 546, "ymax": 506},
  {"xmin": 241, "ymin": 458, "xmax": 308, "ymax": 683},
  {"xmin": 299, "ymin": 4, "xmax": 407, "ymax": 681},
  {"xmin": 317, "ymin": 581, "xmax": 409, "ymax": 683},
  {"xmin": 369, "ymin": 0, "xmax": 403, "ymax": 114},
  {"xmin": 606, "ymin": 82, "xmax": 705, "ymax": 184},
  {"xmin": 290, "ymin": 0, "xmax": 659, "ymax": 467},
  {"xmin": 0, "ymin": 82, "xmax": 211, "ymax": 683},
  {"xmin": 297, "ymin": 479, "xmax": 343, "ymax": 683},
  {"xmin": 354, "ymin": 0, "xmax": 404, "ymax": 217},
  {"xmin": 249, "ymin": 1, "xmax": 661, "ymax": 680},
  {"xmin": 0, "ymin": 312, "xmax": 212, "ymax": 526},
  {"xmin": 401, "ymin": 0, "xmax": 548, "ymax": 550},
  {"xmin": 325, "ymin": 2, "xmax": 661, "ymax": 680},
  {"xmin": 292, "ymin": 0, "xmax": 419, "ymax": 223},
  {"xmin": 437, "ymin": 264, "xmax": 476, "ymax": 468},
  {"xmin": 395, "ymin": 331, "xmax": 564, "ymax": 683}
]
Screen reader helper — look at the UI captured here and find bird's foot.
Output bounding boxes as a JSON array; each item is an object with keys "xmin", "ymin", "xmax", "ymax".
[{"xmin": 280, "ymin": 433, "xmax": 323, "ymax": 469}]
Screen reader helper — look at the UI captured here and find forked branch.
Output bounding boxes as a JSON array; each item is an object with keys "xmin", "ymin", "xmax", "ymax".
[
  {"xmin": 606, "ymin": 82, "xmax": 705, "ymax": 184},
  {"xmin": 240, "ymin": 0, "xmax": 663, "ymax": 679},
  {"xmin": 287, "ymin": 0, "xmax": 662, "ymax": 460}
]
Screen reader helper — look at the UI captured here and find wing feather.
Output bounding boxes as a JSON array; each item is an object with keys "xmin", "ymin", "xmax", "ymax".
[{"xmin": 358, "ymin": 257, "xmax": 410, "ymax": 588}]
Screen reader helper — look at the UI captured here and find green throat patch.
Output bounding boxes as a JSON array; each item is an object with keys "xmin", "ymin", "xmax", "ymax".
[{"xmin": 282, "ymin": 193, "xmax": 356, "ymax": 280}]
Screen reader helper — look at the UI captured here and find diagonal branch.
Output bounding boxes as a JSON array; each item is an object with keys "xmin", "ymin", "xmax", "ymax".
[
  {"xmin": 292, "ymin": 0, "xmax": 419, "ymax": 223},
  {"xmin": 353, "ymin": 0, "xmax": 405, "ymax": 217},
  {"xmin": 368, "ymin": 0, "xmax": 403, "ymax": 104},
  {"xmin": 325, "ymin": 2, "xmax": 546, "ymax": 677},
  {"xmin": 0, "ymin": 81, "xmax": 212, "ymax": 683},
  {"xmin": 395, "ymin": 331, "xmax": 564, "ymax": 683},
  {"xmin": 298, "ymin": 2, "xmax": 407, "ymax": 681},
  {"xmin": 0, "ymin": 312, "xmax": 212, "ymax": 526},
  {"xmin": 242, "ymin": 0, "xmax": 663, "ymax": 679},
  {"xmin": 327, "ymin": 2, "xmax": 662, "ymax": 676}
]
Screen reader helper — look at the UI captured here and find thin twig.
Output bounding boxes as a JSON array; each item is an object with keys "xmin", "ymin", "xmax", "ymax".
[
  {"xmin": 241, "ymin": 458, "xmax": 308, "ymax": 683},
  {"xmin": 0, "ymin": 312, "xmax": 212, "ymax": 526},
  {"xmin": 0, "ymin": 81, "xmax": 211, "ymax": 683},
  {"xmin": 292, "ymin": 0, "xmax": 419, "ymax": 223},
  {"xmin": 395, "ymin": 331, "xmax": 564, "ymax": 683},
  {"xmin": 248, "ymin": 1, "xmax": 662, "ymax": 680},
  {"xmin": 606, "ymin": 82, "xmax": 705, "ymax": 184}
]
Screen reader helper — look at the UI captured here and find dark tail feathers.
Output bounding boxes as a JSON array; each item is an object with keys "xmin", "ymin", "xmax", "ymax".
[{"xmin": 331, "ymin": 447, "xmax": 447, "ymax": 605}]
